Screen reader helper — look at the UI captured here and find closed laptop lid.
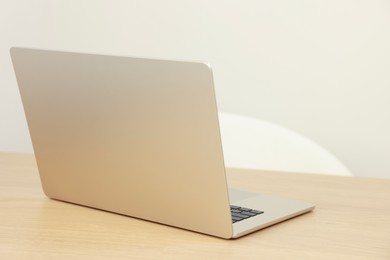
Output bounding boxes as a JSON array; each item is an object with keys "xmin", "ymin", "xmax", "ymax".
[{"xmin": 11, "ymin": 47, "xmax": 233, "ymax": 238}]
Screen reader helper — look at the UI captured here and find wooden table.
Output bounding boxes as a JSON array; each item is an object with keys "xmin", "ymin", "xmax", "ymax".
[{"xmin": 1, "ymin": 152, "xmax": 389, "ymax": 259}]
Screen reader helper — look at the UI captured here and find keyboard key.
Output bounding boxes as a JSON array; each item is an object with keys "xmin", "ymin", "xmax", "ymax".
[
  {"xmin": 250, "ymin": 210, "xmax": 264, "ymax": 214},
  {"xmin": 241, "ymin": 211, "xmax": 257, "ymax": 216},
  {"xmin": 230, "ymin": 205, "xmax": 264, "ymax": 224},
  {"xmin": 232, "ymin": 213, "xmax": 250, "ymax": 219}
]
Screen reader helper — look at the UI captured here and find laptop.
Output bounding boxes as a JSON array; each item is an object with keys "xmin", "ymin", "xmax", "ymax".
[{"xmin": 10, "ymin": 47, "xmax": 314, "ymax": 239}]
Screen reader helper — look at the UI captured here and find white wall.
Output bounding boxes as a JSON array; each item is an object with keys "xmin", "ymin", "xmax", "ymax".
[{"xmin": 1, "ymin": 0, "xmax": 389, "ymax": 178}]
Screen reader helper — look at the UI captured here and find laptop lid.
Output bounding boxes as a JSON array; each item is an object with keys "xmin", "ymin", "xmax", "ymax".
[{"xmin": 11, "ymin": 47, "xmax": 233, "ymax": 238}]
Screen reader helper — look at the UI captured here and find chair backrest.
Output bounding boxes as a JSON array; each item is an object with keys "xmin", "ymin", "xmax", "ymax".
[{"xmin": 218, "ymin": 112, "xmax": 351, "ymax": 176}]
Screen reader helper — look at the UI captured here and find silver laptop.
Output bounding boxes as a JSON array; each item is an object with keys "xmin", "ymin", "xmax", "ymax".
[{"xmin": 10, "ymin": 47, "xmax": 314, "ymax": 239}]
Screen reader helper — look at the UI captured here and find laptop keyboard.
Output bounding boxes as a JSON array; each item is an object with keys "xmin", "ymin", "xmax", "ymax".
[{"xmin": 231, "ymin": 205, "xmax": 264, "ymax": 223}]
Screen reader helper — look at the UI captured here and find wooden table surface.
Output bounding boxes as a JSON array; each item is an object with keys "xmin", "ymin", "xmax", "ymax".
[{"xmin": 1, "ymin": 152, "xmax": 389, "ymax": 259}]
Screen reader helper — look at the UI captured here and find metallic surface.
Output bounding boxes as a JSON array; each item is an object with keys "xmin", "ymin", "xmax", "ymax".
[
  {"xmin": 11, "ymin": 47, "xmax": 314, "ymax": 239},
  {"xmin": 11, "ymin": 48, "xmax": 233, "ymax": 238},
  {"xmin": 229, "ymin": 189, "xmax": 314, "ymax": 238}
]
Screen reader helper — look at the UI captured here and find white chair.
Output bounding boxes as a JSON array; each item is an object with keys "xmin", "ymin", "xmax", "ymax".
[{"xmin": 218, "ymin": 112, "xmax": 352, "ymax": 176}]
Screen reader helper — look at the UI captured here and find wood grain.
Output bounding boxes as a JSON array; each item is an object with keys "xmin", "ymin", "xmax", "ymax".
[{"xmin": 1, "ymin": 152, "xmax": 389, "ymax": 259}]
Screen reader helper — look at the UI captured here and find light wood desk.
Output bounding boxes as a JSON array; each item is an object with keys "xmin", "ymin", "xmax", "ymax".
[{"xmin": 0, "ymin": 152, "xmax": 389, "ymax": 259}]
